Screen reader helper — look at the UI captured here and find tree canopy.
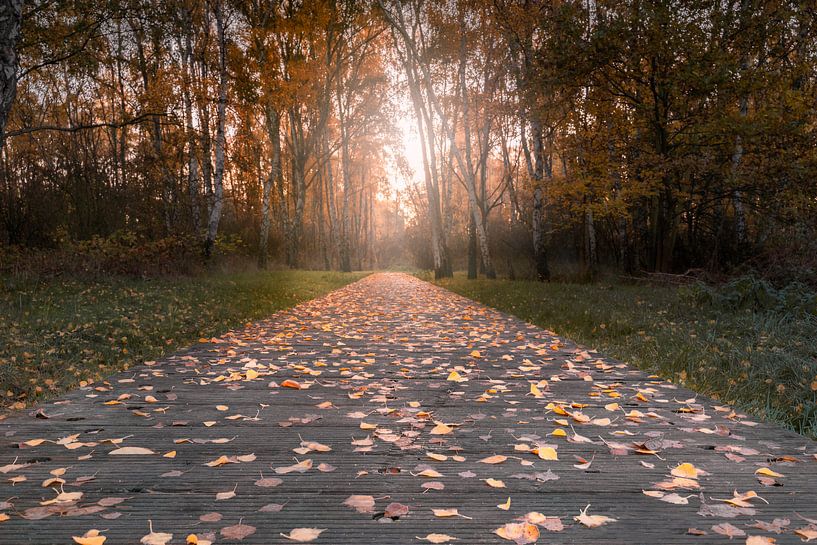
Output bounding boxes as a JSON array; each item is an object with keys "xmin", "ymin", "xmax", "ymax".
[{"xmin": 1, "ymin": 0, "xmax": 815, "ymax": 281}]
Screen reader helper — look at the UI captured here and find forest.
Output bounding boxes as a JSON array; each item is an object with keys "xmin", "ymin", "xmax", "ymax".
[{"xmin": 1, "ymin": 0, "xmax": 815, "ymax": 282}]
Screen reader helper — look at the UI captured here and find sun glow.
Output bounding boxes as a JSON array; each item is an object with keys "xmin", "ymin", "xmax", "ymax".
[{"xmin": 388, "ymin": 102, "xmax": 425, "ymax": 194}]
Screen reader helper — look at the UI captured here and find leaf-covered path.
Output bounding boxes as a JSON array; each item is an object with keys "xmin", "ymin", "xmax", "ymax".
[{"xmin": 2, "ymin": 273, "xmax": 816, "ymax": 544}]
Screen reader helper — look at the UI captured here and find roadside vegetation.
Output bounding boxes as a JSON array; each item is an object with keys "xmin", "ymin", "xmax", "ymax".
[
  {"xmin": 0, "ymin": 270, "xmax": 366, "ymax": 409},
  {"xmin": 424, "ymin": 273, "xmax": 817, "ymax": 438}
]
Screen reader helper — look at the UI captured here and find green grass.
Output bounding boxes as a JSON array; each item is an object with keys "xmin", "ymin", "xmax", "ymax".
[
  {"xmin": 0, "ymin": 270, "xmax": 367, "ymax": 408},
  {"xmin": 422, "ymin": 272, "xmax": 817, "ymax": 438}
]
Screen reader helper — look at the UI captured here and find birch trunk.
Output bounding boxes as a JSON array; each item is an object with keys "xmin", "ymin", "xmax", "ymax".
[
  {"xmin": 338, "ymin": 101, "xmax": 353, "ymax": 272},
  {"xmin": 0, "ymin": 0, "xmax": 22, "ymax": 146},
  {"xmin": 259, "ymin": 106, "xmax": 280, "ymax": 268},
  {"xmin": 456, "ymin": 18, "xmax": 495, "ymax": 279},
  {"xmin": 181, "ymin": 16, "xmax": 200, "ymax": 234},
  {"xmin": 530, "ymin": 118, "xmax": 550, "ymax": 281},
  {"xmin": 204, "ymin": 0, "xmax": 227, "ymax": 258},
  {"xmin": 403, "ymin": 52, "xmax": 450, "ymax": 278}
]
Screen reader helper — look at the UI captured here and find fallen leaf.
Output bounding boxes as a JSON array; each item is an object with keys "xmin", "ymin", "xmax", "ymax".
[
  {"xmin": 574, "ymin": 505, "xmax": 616, "ymax": 528},
  {"xmin": 220, "ymin": 524, "xmax": 256, "ymax": 540},
  {"xmin": 671, "ymin": 463, "xmax": 704, "ymax": 479},
  {"xmin": 109, "ymin": 447, "xmax": 155, "ymax": 455},
  {"xmin": 712, "ymin": 522, "xmax": 745, "ymax": 539},
  {"xmin": 255, "ymin": 477, "xmax": 283, "ymax": 488},
  {"xmin": 479, "ymin": 455, "xmax": 508, "ymax": 464},
  {"xmin": 280, "ymin": 528, "xmax": 325, "ymax": 542},
  {"xmin": 431, "ymin": 508, "xmax": 471, "ymax": 519},
  {"xmin": 494, "ymin": 522, "xmax": 539, "ymax": 544},
  {"xmin": 344, "ymin": 495, "xmax": 375, "ymax": 514},
  {"xmin": 535, "ymin": 446, "xmax": 558, "ymax": 461},
  {"xmin": 416, "ymin": 534, "xmax": 457, "ymax": 543},
  {"xmin": 384, "ymin": 502, "xmax": 410, "ymax": 518},
  {"xmin": 794, "ymin": 527, "xmax": 817, "ymax": 541},
  {"xmin": 746, "ymin": 536, "xmax": 776, "ymax": 545},
  {"xmin": 215, "ymin": 484, "xmax": 237, "ymax": 500},
  {"xmin": 275, "ymin": 459, "xmax": 313, "ymax": 474},
  {"xmin": 430, "ymin": 423, "xmax": 453, "ymax": 435},
  {"xmin": 141, "ymin": 521, "xmax": 172, "ymax": 545},
  {"xmin": 72, "ymin": 529, "xmax": 106, "ymax": 545}
]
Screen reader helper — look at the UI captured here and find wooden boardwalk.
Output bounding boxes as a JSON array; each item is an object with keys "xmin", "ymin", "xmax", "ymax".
[{"xmin": 1, "ymin": 272, "xmax": 816, "ymax": 544}]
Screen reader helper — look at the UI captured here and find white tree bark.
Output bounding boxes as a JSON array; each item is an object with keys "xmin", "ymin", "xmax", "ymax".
[
  {"xmin": 205, "ymin": 0, "xmax": 227, "ymax": 257},
  {"xmin": 0, "ymin": 0, "xmax": 23, "ymax": 145}
]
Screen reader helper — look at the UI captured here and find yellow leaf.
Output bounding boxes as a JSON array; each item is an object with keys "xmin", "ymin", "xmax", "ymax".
[
  {"xmin": 497, "ymin": 497, "xmax": 511, "ymax": 510},
  {"xmin": 484, "ymin": 478, "xmax": 505, "ymax": 488},
  {"xmin": 550, "ymin": 429, "xmax": 567, "ymax": 437},
  {"xmin": 529, "ymin": 384, "xmax": 544, "ymax": 398},
  {"xmin": 479, "ymin": 455, "xmax": 507, "ymax": 464},
  {"xmin": 163, "ymin": 451, "xmax": 176, "ymax": 458},
  {"xmin": 430, "ymin": 423, "xmax": 453, "ymax": 435},
  {"xmin": 714, "ymin": 490, "xmax": 767, "ymax": 508},
  {"xmin": 754, "ymin": 468, "xmax": 783, "ymax": 478},
  {"xmin": 670, "ymin": 463, "xmax": 701, "ymax": 479},
  {"xmin": 205, "ymin": 455, "xmax": 231, "ymax": 467},
  {"xmin": 72, "ymin": 529, "xmax": 106, "ymax": 545},
  {"xmin": 535, "ymin": 446, "xmax": 558, "ymax": 460},
  {"xmin": 447, "ymin": 371, "xmax": 464, "ymax": 382},
  {"xmin": 494, "ymin": 522, "xmax": 539, "ymax": 543}
]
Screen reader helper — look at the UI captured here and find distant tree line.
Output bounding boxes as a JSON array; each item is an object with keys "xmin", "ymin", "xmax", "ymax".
[{"xmin": 1, "ymin": 1, "xmax": 815, "ymax": 282}]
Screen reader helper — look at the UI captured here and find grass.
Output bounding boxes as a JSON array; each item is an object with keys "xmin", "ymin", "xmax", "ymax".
[
  {"xmin": 421, "ymin": 272, "xmax": 817, "ymax": 438},
  {"xmin": 0, "ymin": 270, "xmax": 367, "ymax": 409}
]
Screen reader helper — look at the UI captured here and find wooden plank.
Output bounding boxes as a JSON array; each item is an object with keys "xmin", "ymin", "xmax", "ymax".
[{"xmin": 1, "ymin": 273, "xmax": 815, "ymax": 544}]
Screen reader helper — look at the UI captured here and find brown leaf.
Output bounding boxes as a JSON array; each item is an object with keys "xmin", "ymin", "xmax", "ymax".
[
  {"xmin": 220, "ymin": 524, "xmax": 256, "ymax": 540},
  {"xmin": 712, "ymin": 523, "xmax": 746, "ymax": 539},
  {"xmin": 384, "ymin": 502, "xmax": 410, "ymax": 518},
  {"xmin": 255, "ymin": 477, "xmax": 283, "ymax": 488}
]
